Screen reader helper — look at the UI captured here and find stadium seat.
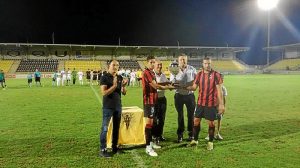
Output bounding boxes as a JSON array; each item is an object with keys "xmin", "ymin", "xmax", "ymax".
[
  {"xmin": 0, "ymin": 60, "xmax": 14, "ymax": 73},
  {"xmin": 16, "ymin": 59, "xmax": 58, "ymax": 72},
  {"xmin": 65, "ymin": 60, "xmax": 101, "ymax": 71}
]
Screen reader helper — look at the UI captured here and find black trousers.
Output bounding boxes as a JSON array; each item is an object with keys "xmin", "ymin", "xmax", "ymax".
[
  {"xmin": 153, "ymin": 96, "xmax": 167, "ymax": 138},
  {"xmin": 174, "ymin": 93, "xmax": 195, "ymax": 137}
]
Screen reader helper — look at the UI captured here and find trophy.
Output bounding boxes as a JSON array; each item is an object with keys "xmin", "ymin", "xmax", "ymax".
[{"xmin": 169, "ymin": 61, "xmax": 180, "ymax": 88}]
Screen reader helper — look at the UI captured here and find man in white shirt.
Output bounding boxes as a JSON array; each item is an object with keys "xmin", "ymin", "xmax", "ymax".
[
  {"xmin": 130, "ymin": 70, "xmax": 136, "ymax": 87},
  {"xmin": 67, "ymin": 68, "xmax": 72, "ymax": 86},
  {"xmin": 78, "ymin": 70, "xmax": 84, "ymax": 85},
  {"xmin": 152, "ymin": 59, "xmax": 173, "ymax": 145},
  {"xmin": 170, "ymin": 54, "xmax": 197, "ymax": 143},
  {"xmin": 56, "ymin": 70, "xmax": 61, "ymax": 86},
  {"xmin": 61, "ymin": 69, "xmax": 66, "ymax": 86}
]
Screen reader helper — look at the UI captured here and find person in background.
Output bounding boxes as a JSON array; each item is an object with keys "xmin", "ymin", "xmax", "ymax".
[
  {"xmin": 0, "ymin": 69, "xmax": 6, "ymax": 90},
  {"xmin": 27, "ymin": 72, "xmax": 33, "ymax": 88},
  {"xmin": 66, "ymin": 68, "xmax": 71, "ymax": 86},
  {"xmin": 52, "ymin": 71, "xmax": 57, "ymax": 86},
  {"xmin": 34, "ymin": 69, "xmax": 42, "ymax": 87},
  {"xmin": 56, "ymin": 70, "xmax": 61, "ymax": 86},
  {"xmin": 78, "ymin": 70, "xmax": 84, "ymax": 85},
  {"xmin": 72, "ymin": 68, "xmax": 77, "ymax": 85}
]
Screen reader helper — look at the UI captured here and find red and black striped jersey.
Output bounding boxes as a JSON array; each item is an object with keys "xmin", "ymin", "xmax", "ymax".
[
  {"xmin": 142, "ymin": 68, "xmax": 158, "ymax": 105},
  {"xmin": 194, "ymin": 69, "xmax": 223, "ymax": 107}
]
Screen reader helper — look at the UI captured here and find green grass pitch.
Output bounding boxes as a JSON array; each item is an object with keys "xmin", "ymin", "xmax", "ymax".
[{"xmin": 0, "ymin": 74, "xmax": 299, "ymax": 167}]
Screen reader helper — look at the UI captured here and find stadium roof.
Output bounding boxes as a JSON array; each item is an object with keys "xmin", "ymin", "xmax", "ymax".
[
  {"xmin": 0, "ymin": 43, "xmax": 249, "ymax": 53},
  {"xmin": 263, "ymin": 43, "xmax": 300, "ymax": 51}
]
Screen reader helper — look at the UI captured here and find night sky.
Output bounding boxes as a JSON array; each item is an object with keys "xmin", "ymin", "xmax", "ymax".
[{"xmin": 1, "ymin": 0, "xmax": 300, "ymax": 64}]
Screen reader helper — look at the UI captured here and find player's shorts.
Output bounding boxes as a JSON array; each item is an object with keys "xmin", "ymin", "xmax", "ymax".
[
  {"xmin": 143, "ymin": 104, "xmax": 155, "ymax": 118},
  {"xmin": 194, "ymin": 105, "xmax": 218, "ymax": 121},
  {"xmin": 35, "ymin": 77, "xmax": 40, "ymax": 82},
  {"xmin": 137, "ymin": 77, "xmax": 142, "ymax": 81},
  {"xmin": 28, "ymin": 79, "xmax": 32, "ymax": 83},
  {"xmin": 87, "ymin": 75, "xmax": 90, "ymax": 80}
]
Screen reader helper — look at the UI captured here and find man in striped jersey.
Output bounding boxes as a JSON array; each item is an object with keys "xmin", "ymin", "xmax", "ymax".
[
  {"xmin": 186, "ymin": 57, "xmax": 225, "ymax": 150},
  {"xmin": 142, "ymin": 56, "xmax": 173, "ymax": 157}
]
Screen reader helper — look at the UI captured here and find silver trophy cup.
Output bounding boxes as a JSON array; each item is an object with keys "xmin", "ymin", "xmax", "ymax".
[{"xmin": 169, "ymin": 61, "xmax": 180, "ymax": 87}]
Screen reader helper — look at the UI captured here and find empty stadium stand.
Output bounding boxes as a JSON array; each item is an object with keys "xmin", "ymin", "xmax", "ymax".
[
  {"xmin": 64, "ymin": 60, "xmax": 101, "ymax": 71},
  {"xmin": 188, "ymin": 60, "xmax": 202, "ymax": 70},
  {"xmin": 266, "ymin": 58, "xmax": 300, "ymax": 70},
  {"xmin": 107, "ymin": 60, "xmax": 140, "ymax": 69},
  {"xmin": 187, "ymin": 59, "xmax": 246, "ymax": 72},
  {"xmin": 0, "ymin": 60, "xmax": 14, "ymax": 73},
  {"xmin": 16, "ymin": 59, "xmax": 58, "ymax": 72}
]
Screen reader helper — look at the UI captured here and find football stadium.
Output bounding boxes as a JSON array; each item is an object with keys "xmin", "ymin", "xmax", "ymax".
[{"xmin": 1, "ymin": 0, "xmax": 300, "ymax": 168}]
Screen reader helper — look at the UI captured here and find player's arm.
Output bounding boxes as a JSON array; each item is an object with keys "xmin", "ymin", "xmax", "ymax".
[
  {"xmin": 216, "ymin": 84, "xmax": 225, "ymax": 114},
  {"xmin": 149, "ymin": 80, "xmax": 174, "ymax": 90},
  {"xmin": 186, "ymin": 72, "xmax": 198, "ymax": 91},
  {"xmin": 186, "ymin": 83, "xmax": 198, "ymax": 91},
  {"xmin": 186, "ymin": 67, "xmax": 198, "ymax": 89},
  {"xmin": 101, "ymin": 84, "xmax": 117, "ymax": 96}
]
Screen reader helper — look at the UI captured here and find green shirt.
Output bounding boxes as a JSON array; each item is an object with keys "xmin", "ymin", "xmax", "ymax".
[
  {"xmin": 0, "ymin": 72, "xmax": 4, "ymax": 80},
  {"xmin": 71, "ymin": 71, "xmax": 77, "ymax": 79}
]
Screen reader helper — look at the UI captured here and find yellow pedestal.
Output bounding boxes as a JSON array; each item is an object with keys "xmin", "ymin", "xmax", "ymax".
[{"xmin": 107, "ymin": 106, "xmax": 145, "ymax": 148}]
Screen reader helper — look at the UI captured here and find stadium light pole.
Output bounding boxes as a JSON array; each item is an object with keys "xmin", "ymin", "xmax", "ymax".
[{"xmin": 257, "ymin": 0, "xmax": 279, "ymax": 66}]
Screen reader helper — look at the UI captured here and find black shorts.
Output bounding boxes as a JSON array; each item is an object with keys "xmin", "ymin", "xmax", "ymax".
[
  {"xmin": 28, "ymin": 79, "xmax": 32, "ymax": 83},
  {"xmin": 144, "ymin": 104, "xmax": 155, "ymax": 118},
  {"xmin": 137, "ymin": 78, "xmax": 142, "ymax": 81},
  {"xmin": 194, "ymin": 106, "xmax": 218, "ymax": 121},
  {"xmin": 87, "ymin": 75, "xmax": 90, "ymax": 80},
  {"xmin": 35, "ymin": 77, "xmax": 40, "ymax": 82}
]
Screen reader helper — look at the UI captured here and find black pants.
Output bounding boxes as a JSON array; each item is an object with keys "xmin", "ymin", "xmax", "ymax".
[
  {"xmin": 174, "ymin": 93, "xmax": 195, "ymax": 137},
  {"xmin": 73, "ymin": 78, "xmax": 76, "ymax": 84},
  {"xmin": 153, "ymin": 96, "xmax": 167, "ymax": 138}
]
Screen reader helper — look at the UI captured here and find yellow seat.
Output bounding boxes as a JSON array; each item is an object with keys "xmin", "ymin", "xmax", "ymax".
[
  {"xmin": 0, "ymin": 60, "xmax": 14, "ymax": 73},
  {"xmin": 65, "ymin": 60, "xmax": 101, "ymax": 71},
  {"xmin": 267, "ymin": 59, "xmax": 300, "ymax": 70}
]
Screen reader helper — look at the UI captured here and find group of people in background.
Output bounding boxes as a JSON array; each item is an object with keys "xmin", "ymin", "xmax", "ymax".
[
  {"xmin": 23, "ymin": 66, "xmax": 169, "ymax": 88},
  {"xmin": 27, "ymin": 69, "xmax": 42, "ymax": 87},
  {"xmin": 99, "ymin": 54, "xmax": 228, "ymax": 158},
  {"xmin": 52, "ymin": 68, "xmax": 84, "ymax": 86}
]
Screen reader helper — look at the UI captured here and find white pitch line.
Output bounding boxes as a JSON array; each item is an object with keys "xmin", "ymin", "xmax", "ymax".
[
  {"xmin": 90, "ymin": 85, "xmax": 102, "ymax": 106},
  {"xmin": 90, "ymin": 85, "xmax": 146, "ymax": 167},
  {"xmin": 130, "ymin": 150, "xmax": 147, "ymax": 168}
]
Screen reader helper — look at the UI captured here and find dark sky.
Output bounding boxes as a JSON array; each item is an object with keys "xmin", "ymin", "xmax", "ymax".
[{"xmin": 1, "ymin": 0, "xmax": 300, "ymax": 64}]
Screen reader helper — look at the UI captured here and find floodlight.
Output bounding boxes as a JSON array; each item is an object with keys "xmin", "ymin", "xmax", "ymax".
[{"xmin": 257, "ymin": 0, "xmax": 279, "ymax": 11}]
